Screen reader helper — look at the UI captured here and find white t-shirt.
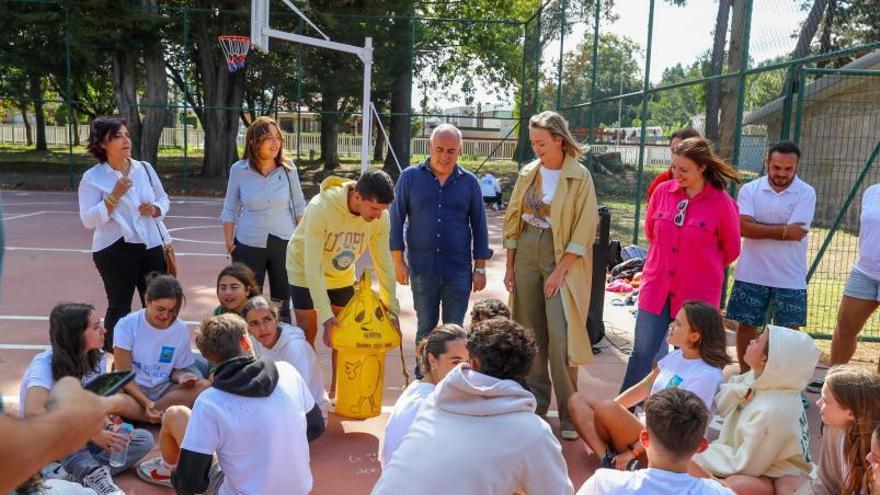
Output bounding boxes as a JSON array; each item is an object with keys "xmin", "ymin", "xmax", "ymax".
[
  {"xmin": 252, "ymin": 323, "xmax": 329, "ymax": 421},
  {"xmin": 734, "ymin": 176, "xmax": 816, "ymax": 290},
  {"xmin": 855, "ymin": 184, "xmax": 880, "ymax": 280},
  {"xmin": 19, "ymin": 348, "xmax": 107, "ymax": 417},
  {"xmin": 577, "ymin": 468, "xmax": 735, "ymax": 495},
  {"xmin": 380, "ymin": 380, "xmax": 435, "ymax": 466},
  {"xmin": 652, "ymin": 350, "xmax": 724, "ymax": 413},
  {"xmin": 113, "ymin": 309, "xmax": 195, "ymax": 389},
  {"xmin": 180, "ymin": 361, "xmax": 314, "ymax": 495},
  {"xmin": 540, "ymin": 166, "xmax": 562, "ymax": 205},
  {"xmin": 479, "ymin": 174, "xmax": 501, "ymax": 197}
]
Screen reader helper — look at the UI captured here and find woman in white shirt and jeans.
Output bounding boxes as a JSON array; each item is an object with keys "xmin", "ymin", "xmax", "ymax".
[
  {"xmin": 78, "ymin": 117, "xmax": 170, "ymax": 351},
  {"xmin": 221, "ymin": 116, "xmax": 307, "ymax": 323}
]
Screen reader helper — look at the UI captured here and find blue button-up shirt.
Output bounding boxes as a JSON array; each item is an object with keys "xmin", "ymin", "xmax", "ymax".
[{"xmin": 390, "ymin": 159, "xmax": 493, "ymax": 276}]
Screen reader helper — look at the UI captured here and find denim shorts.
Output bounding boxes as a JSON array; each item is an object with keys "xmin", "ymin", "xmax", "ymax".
[
  {"xmin": 843, "ymin": 267, "xmax": 880, "ymax": 302},
  {"xmin": 726, "ymin": 280, "xmax": 807, "ymax": 328}
]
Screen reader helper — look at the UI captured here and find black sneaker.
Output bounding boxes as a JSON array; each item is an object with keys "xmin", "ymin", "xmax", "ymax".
[
  {"xmin": 806, "ymin": 377, "xmax": 824, "ymax": 394},
  {"xmin": 599, "ymin": 450, "xmax": 617, "ymax": 469}
]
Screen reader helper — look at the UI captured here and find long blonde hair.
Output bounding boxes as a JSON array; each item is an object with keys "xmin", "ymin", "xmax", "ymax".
[
  {"xmin": 528, "ymin": 111, "xmax": 584, "ymax": 160},
  {"xmin": 825, "ymin": 365, "xmax": 880, "ymax": 495}
]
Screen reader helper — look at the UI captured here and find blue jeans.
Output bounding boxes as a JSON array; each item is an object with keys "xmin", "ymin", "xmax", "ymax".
[
  {"xmin": 620, "ymin": 302, "xmax": 672, "ymax": 393},
  {"xmin": 410, "ymin": 271, "xmax": 473, "ymax": 345},
  {"xmin": 62, "ymin": 428, "xmax": 154, "ymax": 481}
]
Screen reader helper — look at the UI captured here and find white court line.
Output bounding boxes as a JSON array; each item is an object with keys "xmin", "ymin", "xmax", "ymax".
[
  {"xmin": 2, "ymin": 211, "xmax": 47, "ymax": 221},
  {"xmin": 39, "ymin": 210, "xmax": 220, "ymax": 220},
  {"xmin": 0, "ymin": 315, "xmax": 202, "ymax": 326},
  {"xmin": 1, "ymin": 202, "xmax": 75, "ymax": 207},
  {"xmin": 3, "ymin": 246, "xmax": 226, "ymax": 257}
]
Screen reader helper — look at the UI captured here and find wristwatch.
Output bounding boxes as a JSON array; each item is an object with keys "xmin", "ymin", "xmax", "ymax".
[{"xmin": 473, "ymin": 267, "xmax": 487, "ymax": 275}]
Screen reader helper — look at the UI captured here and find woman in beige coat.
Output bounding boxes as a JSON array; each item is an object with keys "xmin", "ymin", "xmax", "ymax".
[{"xmin": 503, "ymin": 110, "xmax": 598, "ymax": 440}]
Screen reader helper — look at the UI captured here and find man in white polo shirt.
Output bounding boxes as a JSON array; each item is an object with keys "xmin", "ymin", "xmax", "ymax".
[{"xmin": 726, "ymin": 141, "xmax": 816, "ymax": 373}]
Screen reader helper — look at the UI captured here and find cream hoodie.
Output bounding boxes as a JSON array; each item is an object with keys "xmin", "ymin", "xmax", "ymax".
[
  {"xmin": 372, "ymin": 364, "xmax": 573, "ymax": 495},
  {"xmin": 693, "ymin": 325, "xmax": 820, "ymax": 479}
]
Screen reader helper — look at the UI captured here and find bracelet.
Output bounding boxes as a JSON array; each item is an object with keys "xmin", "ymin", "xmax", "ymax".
[
  {"xmin": 782, "ymin": 225, "xmax": 788, "ymax": 240},
  {"xmin": 106, "ymin": 193, "xmax": 118, "ymax": 206}
]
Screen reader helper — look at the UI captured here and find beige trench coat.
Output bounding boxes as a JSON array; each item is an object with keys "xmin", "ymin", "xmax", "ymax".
[{"xmin": 503, "ymin": 155, "xmax": 599, "ymax": 365}]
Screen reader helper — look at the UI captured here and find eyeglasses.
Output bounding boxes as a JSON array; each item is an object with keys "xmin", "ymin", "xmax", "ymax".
[{"xmin": 673, "ymin": 199, "xmax": 689, "ymax": 227}]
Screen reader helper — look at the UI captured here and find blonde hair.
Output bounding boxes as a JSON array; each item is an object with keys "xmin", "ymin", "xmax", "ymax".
[
  {"xmin": 528, "ymin": 111, "xmax": 584, "ymax": 159},
  {"xmin": 243, "ymin": 116, "xmax": 290, "ymax": 169}
]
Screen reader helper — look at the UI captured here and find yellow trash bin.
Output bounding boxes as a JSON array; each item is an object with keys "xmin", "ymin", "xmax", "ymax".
[{"xmin": 332, "ymin": 268, "xmax": 400, "ymax": 419}]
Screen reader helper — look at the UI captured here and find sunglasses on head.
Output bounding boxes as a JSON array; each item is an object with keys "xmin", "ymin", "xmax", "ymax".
[{"xmin": 674, "ymin": 199, "xmax": 689, "ymax": 227}]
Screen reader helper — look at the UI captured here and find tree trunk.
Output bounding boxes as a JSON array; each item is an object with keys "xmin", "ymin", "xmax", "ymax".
[
  {"xmin": 373, "ymin": 113, "xmax": 385, "ymax": 163},
  {"xmin": 816, "ymin": 0, "xmax": 836, "ymax": 68},
  {"xmin": 28, "ymin": 70, "xmax": 47, "ymax": 151},
  {"xmin": 18, "ymin": 103, "xmax": 33, "ymax": 147},
  {"xmin": 384, "ymin": 14, "xmax": 413, "ymax": 179},
  {"xmin": 139, "ymin": 36, "xmax": 168, "ymax": 166},
  {"xmin": 513, "ymin": 16, "xmax": 542, "ymax": 164},
  {"xmin": 705, "ymin": 0, "xmax": 731, "ymax": 149},
  {"xmin": 319, "ymin": 92, "xmax": 340, "ymax": 171},
  {"xmin": 112, "ymin": 49, "xmax": 142, "ymax": 159},
  {"xmin": 719, "ymin": 0, "xmax": 746, "ymax": 162},
  {"xmin": 791, "ymin": 0, "xmax": 828, "ymax": 61}
]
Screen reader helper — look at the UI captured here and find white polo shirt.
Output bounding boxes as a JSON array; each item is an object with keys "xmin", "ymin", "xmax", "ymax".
[{"xmin": 734, "ymin": 175, "xmax": 816, "ymax": 290}]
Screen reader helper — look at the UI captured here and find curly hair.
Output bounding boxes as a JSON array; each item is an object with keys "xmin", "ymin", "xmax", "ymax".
[
  {"xmin": 86, "ymin": 116, "xmax": 127, "ymax": 163},
  {"xmin": 469, "ymin": 298, "xmax": 511, "ymax": 324},
  {"xmin": 466, "ymin": 317, "xmax": 536, "ymax": 383}
]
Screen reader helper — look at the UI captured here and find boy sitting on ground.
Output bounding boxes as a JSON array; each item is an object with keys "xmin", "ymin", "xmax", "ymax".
[
  {"xmin": 136, "ymin": 313, "xmax": 323, "ymax": 493},
  {"xmin": 577, "ymin": 388, "xmax": 733, "ymax": 494}
]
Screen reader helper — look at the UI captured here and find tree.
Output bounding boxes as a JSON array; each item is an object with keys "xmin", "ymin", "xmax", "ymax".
[
  {"xmin": 705, "ymin": 0, "xmax": 731, "ymax": 148},
  {"xmin": 648, "ymin": 63, "xmax": 703, "ymax": 132}
]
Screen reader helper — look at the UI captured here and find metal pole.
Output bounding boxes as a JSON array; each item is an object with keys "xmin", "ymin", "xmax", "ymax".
[
  {"xmin": 616, "ymin": 76, "xmax": 623, "ymax": 145},
  {"xmin": 296, "ymin": 18, "xmax": 303, "ymax": 162},
  {"xmin": 406, "ymin": 16, "xmax": 416, "ymax": 166},
  {"xmin": 793, "ymin": 68, "xmax": 806, "ymax": 144},
  {"xmin": 631, "ymin": 0, "xmax": 655, "ymax": 245},
  {"xmin": 555, "ymin": 0, "xmax": 566, "ymax": 110},
  {"xmin": 65, "ymin": 0, "xmax": 74, "ymax": 188},
  {"xmin": 182, "ymin": 7, "xmax": 189, "ymax": 191},
  {"xmin": 585, "ymin": 0, "xmax": 601, "ymax": 149},
  {"xmin": 360, "ymin": 37, "xmax": 373, "ymax": 173}
]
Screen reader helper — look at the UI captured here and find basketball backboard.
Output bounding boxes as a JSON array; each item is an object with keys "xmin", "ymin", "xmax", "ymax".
[{"xmin": 250, "ymin": 0, "xmax": 269, "ymax": 52}]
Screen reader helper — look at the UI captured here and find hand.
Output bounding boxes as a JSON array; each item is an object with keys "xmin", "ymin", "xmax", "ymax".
[
  {"xmin": 143, "ymin": 401, "xmax": 162, "ymax": 423},
  {"xmin": 544, "ymin": 266, "xmax": 566, "ymax": 298},
  {"xmin": 91, "ymin": 429, "xmax": 128, "ymax": 453},
  {"xmin": 394, "ymin": 259, "xmax": 409, "ymax": 285},
  {"xmin": 783, "ymin": 223, "xmax": 809, "ymax": 241},
  {"xmin": 472, "ymin": 271, "xmax": 487, "ymax": 292},
  {"xmin": 111, "ymin": 177, "xmax": 132, "ymax": 199},
  {"xmin": 139, "ymin": 203, "xmax": 159, "ymax": 217},
  {"xmin": 176, "ymin": 372, "xmax": 198, "ymax": 388},
  {"xmin": 322, "ymin": 317, "xmax": 339, "ymax": 348},
  {"xmin": 45, "ymin": 377, "xmax": 127, "ymax": 444},
  {"xmin": 504, "ymin": 267, "xmax": 516, "ymax": 293},
  {"xmin": 225, "ymin": 240, "xmax": 236, "ymax": 255},
  {"xmin": 613, "ymin": 449, "xmax": 637, "ymax": 470}
]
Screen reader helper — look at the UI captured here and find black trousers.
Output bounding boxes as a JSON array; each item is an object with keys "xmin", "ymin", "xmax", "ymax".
[
  {"xmin": 232, "ymin": 234, "xmax": 292, "ymax": 323},
  {"xmin": 93, "ymin": 237, "xmax": 166, "ymax": 351}
]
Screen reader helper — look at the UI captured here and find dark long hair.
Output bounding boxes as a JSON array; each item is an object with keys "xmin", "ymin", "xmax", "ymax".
[
  {"xmin": 49, "ymin": 303, "xmax": 103, "ymax": 381},
  {"xmin": 681, "ymin": 300, "xmax": 731, "ymax": 370}
]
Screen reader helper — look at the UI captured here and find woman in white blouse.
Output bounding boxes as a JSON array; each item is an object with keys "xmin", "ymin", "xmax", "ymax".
[
  {"xmin": 78, "ymin": 117, "xmax": 170, "ymax": 351},
  {"xmin": 221, "ymin": 116, "xmax": 306, "ymax": 323}
]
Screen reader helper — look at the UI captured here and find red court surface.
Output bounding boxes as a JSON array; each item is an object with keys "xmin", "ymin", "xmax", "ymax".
[{"xmin": 0, "ymin": 189, "xmax": 825, "ymax": 494}]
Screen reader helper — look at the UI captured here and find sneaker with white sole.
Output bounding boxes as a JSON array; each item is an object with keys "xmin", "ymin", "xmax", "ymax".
[
  {"xmin": 560, "ymin": 422, "xmax": 579, "ymax": 440},
  {"xmin": 82, "ymin": 466, "xmax": 124, "ymax": 495},
  {"xmin": 137, "ymin": 456, "xmax": 173, "ymax": 487}
]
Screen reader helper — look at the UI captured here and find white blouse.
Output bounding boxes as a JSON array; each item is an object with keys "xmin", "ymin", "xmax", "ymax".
[{"xmin": 78, "ymin": 160, "xmax": 171, "ymax": 252}]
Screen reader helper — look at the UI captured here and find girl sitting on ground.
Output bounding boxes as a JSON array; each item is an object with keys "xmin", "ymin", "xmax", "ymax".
[
  {"xmin": 114, "ymin": 273, "xmax": 210, "ymax": 423},
  {"xmin": 380, "ymin": 324, "xmax": 469, "ymax": 467},
  {"xmin": 774, "ymin": 364, "xmax": 880, "ymax": 495},
  {"xmin": 567, "ymin": 299, "xmax": 729, "ymax": 470},
  {"xmin": 215, "ymin": 262, "xmax": 261, "ymax": 316},
  {"xmin": 243, "ymin": 295, "xmax": 330, "ymax": 425},
  {"xmin": 690, "ymin": 325, "xmax": 820, "ymax": 494},
  {"xmin": 20, "ymin": 303, "xmax": 153, "ymax": 494}
]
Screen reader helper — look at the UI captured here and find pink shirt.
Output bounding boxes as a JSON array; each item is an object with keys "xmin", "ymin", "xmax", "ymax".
[{"xmin": 639, "ymin": 180, "xmax": 741, "ymax": 316}]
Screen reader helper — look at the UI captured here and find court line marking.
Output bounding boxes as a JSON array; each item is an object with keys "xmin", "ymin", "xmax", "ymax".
[
  {"xmin": 26, "ymin": 210, "xmax": 221, "ymax": 221},
  {"xmin": 0, "ymin": 315, "xmax": 202, "ymax": 326},
  {"xmin": 3, "ymin": 246, "xmax": 226, "ymax": 257},
  {"xmin": 2, "ymin": 211, "xmax": 47, "ymax": 221}
]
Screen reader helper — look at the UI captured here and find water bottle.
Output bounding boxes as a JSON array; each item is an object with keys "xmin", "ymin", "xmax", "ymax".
[{"xmin": 108, "ymin": 423, "xmax": 133, "ymax": 468}]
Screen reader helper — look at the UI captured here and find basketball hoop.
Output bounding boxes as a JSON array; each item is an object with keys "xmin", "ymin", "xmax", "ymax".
[{"xmin": 218, "ymin": 35, "xmax": 251, "ymax": 73}]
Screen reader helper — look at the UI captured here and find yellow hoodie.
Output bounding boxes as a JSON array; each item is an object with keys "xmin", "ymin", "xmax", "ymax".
[
  {"xmin": 286, "ymin": 177, "xmax": 398, "ymax": 325},
  {"xmin": 693, "ymin": 325, "xmax": 820, "ymax": 479}
]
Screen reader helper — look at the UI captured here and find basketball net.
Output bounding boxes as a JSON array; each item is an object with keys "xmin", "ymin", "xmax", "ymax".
[{"xmin": 218, "ymin": 35, "xmax": 251, "ymax": 73}]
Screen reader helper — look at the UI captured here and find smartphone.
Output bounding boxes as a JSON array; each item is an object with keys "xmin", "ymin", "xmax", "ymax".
[{"xmin": 84, "ymin": 371, "xmax": 136, "ymax": 397}]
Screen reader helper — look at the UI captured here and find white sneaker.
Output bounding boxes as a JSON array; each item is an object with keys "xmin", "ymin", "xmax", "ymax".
[
  {"xmin": 137, "ymin": 456, "xmax": 173, "ymax": 487},
  {"xmin": 82, "ymin": 466, "xmax": 124, "ymax": 495}
]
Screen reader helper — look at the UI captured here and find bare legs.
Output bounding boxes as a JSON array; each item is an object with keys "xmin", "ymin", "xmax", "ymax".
[
  {"xmin": 294, "ymin": 305, "xmax": 345, "ymax": 400},
  {"xmin": 829, "ymin": 296, "xmax": 879, "ymax": 365},
  {"xmin": 567, "ymin": 392, "xmax": 645, "ymax": 464}
]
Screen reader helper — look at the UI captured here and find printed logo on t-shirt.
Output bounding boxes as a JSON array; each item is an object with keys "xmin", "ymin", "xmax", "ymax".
[
  {"xmin": 332, "ymin": 250, "xmax": 356, "ymax": 271},
  {"xmin": 664, "ymin": 374, "xmax": 683, "ymax": 389},
  {"xmin": 159, "ymin": 346, "xmax": 176, "ymax": 364}
]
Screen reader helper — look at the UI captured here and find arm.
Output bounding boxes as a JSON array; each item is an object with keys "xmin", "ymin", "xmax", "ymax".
[
  {"xmin": 719, "ymin": 197, "xmax": 742, "ymax": 266},
  {"xmin": 302, "ymin": 216, "xmax": 334, "ymax": 326},
  {"xmin": 78, "ymin": 178, "xmax": 113, "ymax": 229},
  {"xmin": 220, "ymin": 167, "xmax": 241, "ymax": 253},
  {"xmin": 694, "ymin": 408, "xmax": 784, "ymax": 477},
  {"xmin": 614, "ymin": 367, "xmax": 658, "ymax": 409},
  {"xmin": 644, "ymin": 184, "xmax": 661, "ymax": 244},
  {"xmin": 172, "ymin": 449, "xmax": 214, "ymax": 495},
  {"xmin": 371, "ymin": 215, "xmax": 400, "ymax": 316},
  {"xmin": 287, "ymin": 164, "xmax": 308, "ymax": 219},
  {"xmin": 145, "ymin": 163, "xmax": 171, "ymax": 217},
  {"xmin": 388, "ymin": 172, "xmax": 408, "ymax": 254},
  {"xmin": 469, "ymin": 177, "xmax": 493, "ymax": 262},
  {"xmin": 114, "ymin": 348, "xmax": 159, "ymax": 417}
]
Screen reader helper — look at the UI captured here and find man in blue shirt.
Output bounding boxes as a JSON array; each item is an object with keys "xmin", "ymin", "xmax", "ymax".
[{"xmin": 390, "ymin": 124, "xmax": 492, "ymax": 377}]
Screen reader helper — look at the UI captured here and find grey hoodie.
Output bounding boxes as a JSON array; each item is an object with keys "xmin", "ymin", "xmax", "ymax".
[{"xmin": 372, "ymin": 364, "xmax": 573, "ymax": 495}]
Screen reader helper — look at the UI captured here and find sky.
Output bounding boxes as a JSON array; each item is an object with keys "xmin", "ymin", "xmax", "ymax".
[{"xmin": 413, "ymin": 0, "xmax": 809, "ymax": 110}]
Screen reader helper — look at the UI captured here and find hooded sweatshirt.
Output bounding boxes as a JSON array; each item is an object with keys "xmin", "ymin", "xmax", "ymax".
[
  {"xmin": 693, "ymin": 325, "xmax": 820, "ymax": 479},
  {"xmin": 173, "ymin": 356, "xmax": 318, "ymax": 495},
  {"xmin": 286, "ymin": 177, "xmax": 399, "ymax": 325},
  {"xmin": 371, "ymin": 364, "xmax": 574, "ymax": 495}
]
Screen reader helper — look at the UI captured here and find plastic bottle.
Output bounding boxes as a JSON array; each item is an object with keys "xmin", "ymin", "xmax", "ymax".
[{"xmin": 108, "ymin": 423, "xmax": 133, "ymax": 468}]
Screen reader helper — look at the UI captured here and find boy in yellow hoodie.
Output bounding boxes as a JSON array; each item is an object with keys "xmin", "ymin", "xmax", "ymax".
[
  {"xmin": 286, "ymin": 171, "xmax": 400, "ymax": 396},
  {"xmin": 691, "ymin": 325, "xmax": 820, "ymax": 494}
]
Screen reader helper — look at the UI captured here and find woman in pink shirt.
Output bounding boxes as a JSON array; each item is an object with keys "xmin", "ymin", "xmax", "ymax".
[{"xmin": 620, "ymin": 137, "xmax": 741, "ymax": 392}]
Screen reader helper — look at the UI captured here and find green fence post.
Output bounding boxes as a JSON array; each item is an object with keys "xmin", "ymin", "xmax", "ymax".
[
  {"xmin": 780, "ymin": 68, "xmax": 794, "ymax": 141},
  {"xmin": 631, "ymin": 0, "xmax": 655, "ymax": 245},
  {"xmin": 555, "ymin": 0, "xmax": 566, "ymax": 110},
  {"xmin": 65, "ymin": 0, "xmax": 74, "ymax": 188},
  {"xmin": 793, "ymin": 68, "xmax": 806, "ymax": 144},
  {"xmin": 585, "ymin": 0, "xmax": 601, "ymax": 162}
]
